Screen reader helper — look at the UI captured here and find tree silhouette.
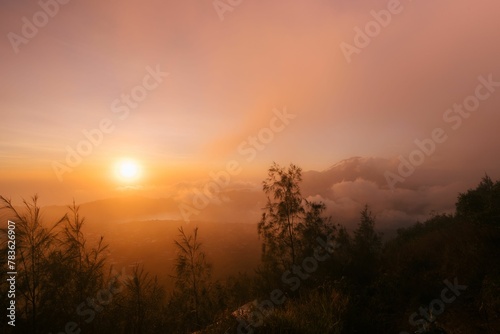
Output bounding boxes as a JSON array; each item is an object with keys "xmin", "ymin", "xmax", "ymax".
[
  {"xmin": 0, "ymin": 195, "xmax": 65, "ymax": 333},
  {"xmin": 43, "ymin": 201, "xmax": 108, "ymax": 331},
  {"xmin": 259, "ymin": 163, "xmax": 304, "ymax": 269},
  {"xmin": 298, "ymin": 201, "xmax": 335, "ymax": 260},
  {"xmin": 350, "ymin": 205, "xmax": 381, "ymax": 286},
  {"xmin": 120, "ymin": 264, "xmax": 165, "ymax": 334},
  {"xmin": 171, "ymin": 226, "xmax": 212, "ymax": 331},
  {"xmin": 456, "ymin": 174, "xmax": 500, "ymax": 225},
  {"xmin": 258, "ymin": 163, "xmax": 334, "ymax": 272},
  {"xmin": 353, "ymin": 205, "xmax": 381, "ymax": 254}
]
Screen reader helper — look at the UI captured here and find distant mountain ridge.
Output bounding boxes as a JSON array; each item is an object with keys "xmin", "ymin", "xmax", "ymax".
[
  {"xmin": 1, "ymin": 156, "xmax": 468, "ymax": 231},
  {"xmin": 0, "ymin": 156, "xmax": 474, "ymax": 290},
  {"xmin": 302, "ymin": 157, "xmax": 395, "ymax": 197}
]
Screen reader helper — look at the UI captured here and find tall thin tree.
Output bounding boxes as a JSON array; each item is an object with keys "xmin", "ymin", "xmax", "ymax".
[
  {"xmin": 172, "ymin": 226, "xmax": 212, "ymax": 329},
  {"xmin": 0, "ymin": 195, "xmax": 65, "ymax": 333},
  {"xmin": 258, "ymin": 163, "xmax": 304, "ymax": 269}
]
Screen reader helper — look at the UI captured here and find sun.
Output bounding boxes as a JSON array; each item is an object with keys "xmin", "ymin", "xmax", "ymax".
[{"xmin": 115, "ymin": 159, "xmax": 141, "ymax": 182}]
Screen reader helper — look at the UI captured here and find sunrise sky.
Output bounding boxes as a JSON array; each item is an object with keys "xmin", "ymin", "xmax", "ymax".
[{"xmin": 1, "ymin": 0, "xmax": 499, "ymax": 205}]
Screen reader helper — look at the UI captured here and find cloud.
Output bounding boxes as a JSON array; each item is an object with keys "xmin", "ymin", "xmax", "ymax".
[
  {"xmin": 1, "ymin": 0, "xmax": 499, "ymax": 212},
  {"xmin": 306, "ymin": 178, "xmax": 464, "ymax": 230}
]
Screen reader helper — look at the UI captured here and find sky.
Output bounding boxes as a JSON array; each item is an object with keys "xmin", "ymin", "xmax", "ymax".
[{"xmin": 1, "ymin": 0, "xmax": 499, "ymax": 206}]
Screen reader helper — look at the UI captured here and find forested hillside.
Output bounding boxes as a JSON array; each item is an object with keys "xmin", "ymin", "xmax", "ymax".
[{"xmin": 1, "ymin": 165, "xmax": 499, "ymax": 333}]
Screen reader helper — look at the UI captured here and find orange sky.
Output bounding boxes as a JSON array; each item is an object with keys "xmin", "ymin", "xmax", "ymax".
[{"xmin": 1, "ymin": 0, "xmax": 499, "ymax": 204}]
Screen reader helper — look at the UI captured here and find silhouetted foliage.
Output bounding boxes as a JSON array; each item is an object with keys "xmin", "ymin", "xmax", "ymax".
[
  {"xmin": 120, "ymin": 265, "xmax": 166, "ymax": 334},
  {"xmin": 1, "ymin": 173, "xmax": 500, "ymax": 333},
  {"xmin": 169, "ymin": 226, "xmax": 214, "ymax": 332},
  {"xmin": 456, "ymin": 174, "xmax": 500, "ymax": 225},
  {"xmin": 1, "ymin": 195, "xmax": 65, "ymax": 333},
  {"xmin": 258, "ymin": 163, "xmax": 305, "ymax": 270},
  {"xmin": 258, "ymin": 163, "xmax": 335, "ymax": 278},
  {"xmin": 350, "ymin": 205, "xmax": 382, "ymax": 285}
]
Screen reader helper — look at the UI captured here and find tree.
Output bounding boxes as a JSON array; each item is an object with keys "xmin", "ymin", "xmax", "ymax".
[
  {"xmin": 456, "ymin": 174, "xmax": 500, "ymax": 225},
  {"xmin": 258, "ymin": 163, "xmax": 334, "ymax": 272},
  {"xmin": 120, "ymin": 265, "xmax": 165, "ymax": 334},
  {"xmin": 63, "ymin": 202, "xmax": 107, "ymax": 299},
  {"xmin": 298, "ymin": 201, "xmax": 335, "ymax": 258},
  {"xmin": 259, "ymin": 163, "xmax": 303, "ymax": 269},
  {"xmin": 350, "ymin": 205, "xmax": 381, "ymax": 285},
  {"xmin": 171, "ymin": 226, "xmax": 212, "ymax": 331},
  {"xmin": 353, "ymin": 205, "xmax": 381, "ymax": 255},
  {"xmin": 0, "ymin": 195, "xmax": 65, "ymax": 333},
  {"xmin": 43, "ymin": 201, "xmax": 108, "ymax": 331}
]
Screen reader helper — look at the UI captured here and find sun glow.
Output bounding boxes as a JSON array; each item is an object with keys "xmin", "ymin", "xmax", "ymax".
[{"xmin": 115, "ymin": 159, "xmax": 141, "ymax": 182}]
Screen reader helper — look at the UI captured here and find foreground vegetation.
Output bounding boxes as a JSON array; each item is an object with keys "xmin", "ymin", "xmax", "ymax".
[{"xmin": 1, "ymin": 164, "xmax": 499, "ymax": 333}]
